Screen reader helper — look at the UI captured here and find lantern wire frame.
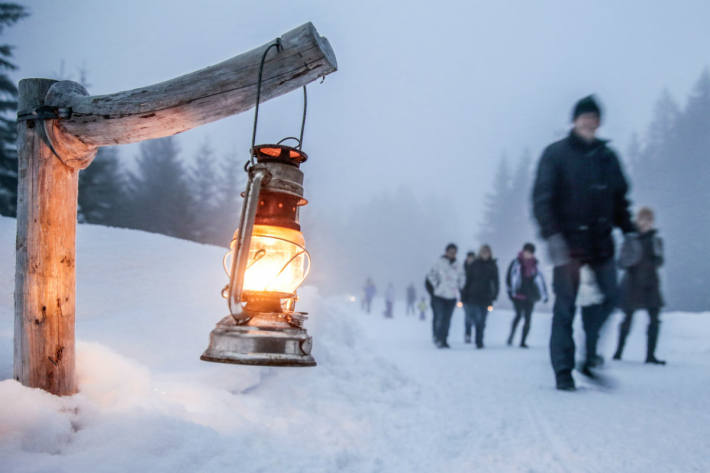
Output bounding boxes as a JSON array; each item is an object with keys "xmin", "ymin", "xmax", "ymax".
[{"xmin": 222, "ymin": 234, "xmax": 311, "ymax": 295}]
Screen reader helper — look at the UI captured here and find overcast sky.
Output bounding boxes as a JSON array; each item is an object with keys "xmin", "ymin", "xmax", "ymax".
[{"xmin": 8, "ymin": 0, "xmax": 710, "ymax": 251}]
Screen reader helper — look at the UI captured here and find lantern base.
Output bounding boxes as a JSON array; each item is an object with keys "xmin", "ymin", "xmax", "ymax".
[{"xmin": 201, "ymin": 314, "xmax": 316, "ymax": 367}]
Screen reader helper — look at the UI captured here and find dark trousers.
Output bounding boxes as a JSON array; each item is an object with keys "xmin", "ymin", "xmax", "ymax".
[
  {"xmin": 614, "ymin": 308, "xmax": 661, "ymax": 359},
  {"xmin": 550, "ymin": 258, "xmax": 618, "ymax": 375},
  {"xmin": 432, "ymin": 296, "xmax": 457, "ymax": 344},
  {"xmin": 464, "ymin": 303, "xmax": 488, "ymax": 345},
  {"xmin": 384, "ymin": 301, "xmax": 393, "ymax": 318},
  {"xmin": 509, "ymin": 299, "xmax": 535, "ymax": 345}
]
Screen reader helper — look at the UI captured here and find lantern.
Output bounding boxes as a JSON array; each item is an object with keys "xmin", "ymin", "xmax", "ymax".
[{"xmin": 201, "ymin": 41, "xmax": 317, "ymax": 366}]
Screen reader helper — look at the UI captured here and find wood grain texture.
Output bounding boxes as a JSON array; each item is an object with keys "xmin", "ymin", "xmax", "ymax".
[
  {"xmin": 15, "ymin": 79, "xmax": 78, "ymax": 395},
  {"xmin": 44, "ymin": 22, "xmax": 337, "ymax": 147}
]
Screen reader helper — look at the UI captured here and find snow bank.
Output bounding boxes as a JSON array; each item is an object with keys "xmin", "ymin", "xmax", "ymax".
[{"xmin": 0, "ymin": 217, "xmax": 417, "ymax": 472}]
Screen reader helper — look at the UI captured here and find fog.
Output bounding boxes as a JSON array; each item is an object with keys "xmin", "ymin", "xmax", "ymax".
[{"xmin": 9, "ymin": 0, "xmax": 710, "ymax": 298}]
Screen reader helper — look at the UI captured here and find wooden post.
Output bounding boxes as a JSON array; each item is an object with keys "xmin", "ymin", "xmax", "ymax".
[
  {"xmin": 14, "ymin": 79, "xmax": 95, "ymax": 395},
  {"xmin": 13, "ymin": 22, "xmax": 337, "ymax": 395}
]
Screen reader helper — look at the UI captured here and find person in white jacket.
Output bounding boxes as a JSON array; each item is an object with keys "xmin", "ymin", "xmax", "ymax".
[{"xmin": 426, "ymin": 243, "xmax": 465, "ymax": 348}]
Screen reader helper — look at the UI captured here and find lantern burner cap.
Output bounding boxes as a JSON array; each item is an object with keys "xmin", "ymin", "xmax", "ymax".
[{"xmin": 252, "ymin": 144, "xmax": 308, "ymax": 165}]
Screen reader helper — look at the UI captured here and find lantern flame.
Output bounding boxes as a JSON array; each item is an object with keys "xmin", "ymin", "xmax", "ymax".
[{"xmin": 225, "ymin": 224, "xmax": 310, "ymax": 297}]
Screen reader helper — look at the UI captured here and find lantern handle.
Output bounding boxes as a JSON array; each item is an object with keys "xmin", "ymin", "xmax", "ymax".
[
  {"xmin": 227, "ymin": 167, "xmax": 268, "ymax": 323},
  {"xmin": 251, "ymin": 39, "xmax": 308, "ymax": 157}
]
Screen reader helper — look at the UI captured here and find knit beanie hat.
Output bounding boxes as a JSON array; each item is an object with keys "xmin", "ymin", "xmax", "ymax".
[{"xmin": 572, "ymin": 95, "xmax": 602, "ymax": 121}]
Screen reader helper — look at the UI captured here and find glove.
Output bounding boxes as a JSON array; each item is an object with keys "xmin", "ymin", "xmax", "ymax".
[{"xmin": 547, "ymin": 233, "xmax": 571, "ymax": 267}]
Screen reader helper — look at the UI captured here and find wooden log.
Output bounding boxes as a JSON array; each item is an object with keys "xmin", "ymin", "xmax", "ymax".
[
  {"xmin": 14, "ymin": 79, "xmax": 79, "ymax": 395},
  {"xmin": 43, "ymin": 22, "xmax": 337, "ymax": 148}
]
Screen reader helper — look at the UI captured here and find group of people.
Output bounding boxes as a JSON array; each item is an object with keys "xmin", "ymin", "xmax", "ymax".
[
  {"xmin": 361, "ymin": 279, "xmax": 429, "ymax": 320},
  {"xmin": 425, "ymin": 241, "xmax": 549, "ymax": 350},
  {"xmin": 531, "ymin": 95, "xmax": 666, "ymax": 390},
  {"xmin": 387, "ymin": 95, "xmax": 667, "ymax": 392}
]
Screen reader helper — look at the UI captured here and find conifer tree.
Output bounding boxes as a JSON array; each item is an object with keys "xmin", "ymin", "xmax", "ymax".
[
  {"xmin": 125, "ymin": 136, "xmax": 194, "ymax": 239},
  {"xmin": 0, "ymin": 3, "xmax": 28, "ymax": 216},
  {"xmin": 211, "ymin": 152, "xmax": 245, "ymax": 246},
  {"xmin": 78, "ymin": 146, "xmax": 127, "ymax": 226},
  {"xmin": 188, "ymin": 140, "xmax": 218, "ymax": 243}
]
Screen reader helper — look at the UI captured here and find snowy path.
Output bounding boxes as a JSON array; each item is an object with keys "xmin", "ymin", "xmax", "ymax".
[
  {"xmin": 1, "ymin": 218, "xmax": 709, "ymax": 472},
  {"xmin": 353, "ymin": 302, "xmax": 710, "ymax": 473}
]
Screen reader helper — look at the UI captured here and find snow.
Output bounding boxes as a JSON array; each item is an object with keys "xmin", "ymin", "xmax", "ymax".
[{"xmin": 1, "ymin": 216, "xmax": 709, "ymax": 472}]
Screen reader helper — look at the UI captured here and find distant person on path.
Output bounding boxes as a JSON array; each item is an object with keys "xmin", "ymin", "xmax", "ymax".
[
  {"xmin": 362, "ymin": 277, "xmax": 376, "ymax": 314},
  {"xmin": 532, "ymin": 95, "xmax": 636, "ymax": 391},
  {"xmin": 613, "ymin": 207, "xmax": 666, "ymax": 365},
  {"xmin": 384, "ymin": 283, "xmax": 395, "ymax": 318},
  {"xmin": 426, "ymin": 243, "xmax": 465, "ymax": 348},
  {"xmin": 406, "ymin": 283, "xmax": 417, "ymax": 316},
  {"xmin": 506, "ymin": 243, "xmax": 548, "ymax": 348},
  {"xmin": 462, "ymin": 246, "xmax": 499, "ymax": 348},
  {"xmin": 417, "ymin": 296, "xmax": 428, "ymax": 321}
]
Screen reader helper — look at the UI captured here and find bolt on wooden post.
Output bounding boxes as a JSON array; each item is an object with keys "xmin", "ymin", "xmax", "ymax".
[{"xmin": 13, "ymin": 22, "xmax": 337, "ymax": 395}]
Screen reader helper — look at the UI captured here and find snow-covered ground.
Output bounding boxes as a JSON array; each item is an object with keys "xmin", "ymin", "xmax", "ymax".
[{"xmin": 1, "ymin": 216, "xmax": 709, "ymax": 473}]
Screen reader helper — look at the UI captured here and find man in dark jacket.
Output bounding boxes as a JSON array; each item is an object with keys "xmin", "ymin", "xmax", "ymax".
[
  {"xmin": 461, "ymin": 246, "xmax": 499, "ymax": 348},
  {"xmin": 532, "ymin": 95, "xmax": 636, "ymax": 391}
]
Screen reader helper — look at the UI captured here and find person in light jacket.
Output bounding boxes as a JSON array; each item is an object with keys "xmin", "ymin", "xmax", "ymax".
[{"xmin": 426, "ymin": 243, "xmax": 465, "ymax": 348}]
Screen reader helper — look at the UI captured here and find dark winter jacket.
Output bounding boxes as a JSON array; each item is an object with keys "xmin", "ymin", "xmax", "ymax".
[
  {"xmin": 461, "ymin": 258, "xmax": 500, "ymax": 306},
  {"xmin": 506, "ymin": 255, "xmax": 548, "ymax": 303},
  {"xmin": 532, "ymin": 130, "xmax": 635, "ymax": 262},
  {"xmin": 619, "ymin": 230, "xmax": 664, "ymax": 311}
]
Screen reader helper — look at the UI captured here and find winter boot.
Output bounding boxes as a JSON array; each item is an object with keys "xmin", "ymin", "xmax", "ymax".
[
  {"xmin": 613, "ymin": 333, "xmax": 627, "ymax": 360},
  {"xmin": 645, "ymin": 314, "xmax": 665, "ymax": 364},
  {"xmin": 614, "ymin": 313, "xmax": 633, "ymax": 360},
  {"xmin": 464, "ymin": 334, "xmax": 472, "ymax": 344},
  {"xmin": 555, "ymin": 371, "xmax": 576, "ymax": 391},
  {"xmin": 588, "ymin": 354, "xmax": 604, "ymax": 368},
  {"xmin": 645, "ymin": 357, "xmax": 666, "ymax": 365}
]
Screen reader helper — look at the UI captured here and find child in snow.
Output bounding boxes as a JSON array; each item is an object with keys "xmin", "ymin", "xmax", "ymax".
[
  {"xmin": 417, "ymin": 297, "xmax": 428, "ymax": 321},
  {"xmin": 613, "ymin": 207, "xmax": 666, "ymax": 364}
]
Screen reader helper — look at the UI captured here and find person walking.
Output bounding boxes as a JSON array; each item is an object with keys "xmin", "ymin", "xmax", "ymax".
[
  {"xmin": 426, "ymin": 243, "xmax": 465, "ymax": 348},
  {"xmin": 613, "ymin": 207, "xmax": 666, "ymax": 364},
  {"xmin": 406, "ymin": 283, "xmax": 417, "ymax": 316},
  {"xmin": 362, "ymin": 277, "xmax": 376, "ymax": 314},
  {"xmin": 506, "ymin": 243, "xmax": 548, "ymax": 348},
  {"xmin": 532, "ymin": 95, "xmax": 636, "ymax": 391},
  {"xmin": 417, "ymin": 296, "xmax": 428, "ymax": 321},
  {"xmin": 384, "ymin": 283, "xmax": 395, "ymax": 318},
  {"xmin": 462, "ymin": 246, "xmax": 499, "ymax": 348}
]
